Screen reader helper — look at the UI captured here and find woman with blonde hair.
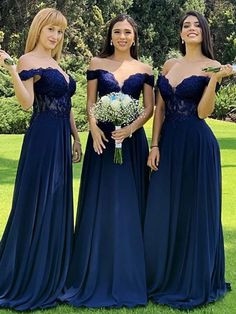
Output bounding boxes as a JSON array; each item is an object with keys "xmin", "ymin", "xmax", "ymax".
[{"xmin": 0, "ymin": 7, "xmax": 82, "ymax": 310}]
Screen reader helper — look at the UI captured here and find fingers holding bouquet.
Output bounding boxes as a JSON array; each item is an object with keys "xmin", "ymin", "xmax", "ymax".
[
  {"xmin": 111, "ymin": 125, "xmax": 132, "ymax": 143},
  {"xmin": 90, "ymin": 92, "xmax": 142, "ymax": 164}
]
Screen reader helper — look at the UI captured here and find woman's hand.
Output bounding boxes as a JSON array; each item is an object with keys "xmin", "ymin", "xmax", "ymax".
[
  {"xmin": 212, "ymin": 64, "xmax": 234, "ymax": 81},
  {"xmin": 111, "ymin": 125, "xmax": 132, "ymax": 143},
  {"xmin": 147, "ymin": 147, "xmax": 160, "ymax": 171},
  {"xmin": 72, "ymin": 141, "xmax": 82, "ymax": 163},
  {"xmin": 90, "ymin": 123, "xmax": 108, "ymax": 154},
  {"xmin": 0, "ymin": 50, "xmax": 15, "ymax": 70}
]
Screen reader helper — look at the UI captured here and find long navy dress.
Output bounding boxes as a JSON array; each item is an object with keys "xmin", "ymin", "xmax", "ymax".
[
  {"xmin": 144, "ymin": 75, "xmax": 230, "ymax": 310},
  {"xmin": 60, "ymin": 69, "xmax": 154, "ymax": 308},
  {"xmin": 0, "ymin": 68, "xmax": 75, "ymax": 310}
]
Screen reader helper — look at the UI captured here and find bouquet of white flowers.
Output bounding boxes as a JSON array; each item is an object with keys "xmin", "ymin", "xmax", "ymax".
[{"xmin": 91, "ymin": 91, "xmax": 144, "ymax": 164}]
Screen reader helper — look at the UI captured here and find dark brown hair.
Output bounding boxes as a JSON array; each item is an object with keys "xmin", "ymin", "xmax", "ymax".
[
  {"xmin": 99, "ymin": 14, "xmax": 138, "ymax": 59},
  {"xmin": 179, "ymin": 11, "xmax": 214, "ymax": 59}
]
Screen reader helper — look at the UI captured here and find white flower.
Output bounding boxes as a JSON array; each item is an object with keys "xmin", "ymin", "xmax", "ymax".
[
  {"xmin": 100, "ymin": 95, "xmax": 111, "ymax": 106},
  {"xmin": 91, "ymin": 91, "xmax": 143, "ymax": 125},
  {"xmin": 110, "ymin": 99, "xmax": 121, "ymax": 111},
  {"xmin": 122, "ymin": 94, "xmax": 132, "ymax": 106}
]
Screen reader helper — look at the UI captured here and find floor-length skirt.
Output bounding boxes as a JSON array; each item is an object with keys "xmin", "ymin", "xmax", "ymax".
[
  {"xmin": 0, "ymin": 113, "xmax": 73, "ymax": 310},
  {"xmin": 144, "ymin": 117, "xmax": 230, "ymax": 309},
  {"xmin": 60, "ymin": 122, "xmax": 149, "ymax": 308}
]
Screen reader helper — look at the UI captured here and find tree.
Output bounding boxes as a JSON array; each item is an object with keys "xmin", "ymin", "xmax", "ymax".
[
  {"xmin": 182, "ymin": 0, "xmax": 206, "ymax": 15},
  {"xmin": 208, "ymin": 0, "xmax": 236, "ymax": 63},
  {"xmin": 129, "ymin": 0, "xmax": 184, "ymax": 67}
]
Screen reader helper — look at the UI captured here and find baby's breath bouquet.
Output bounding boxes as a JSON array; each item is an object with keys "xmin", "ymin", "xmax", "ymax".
[{"xmin": 91, "ymin": 92, "xmax": 143, "ymax": 164}]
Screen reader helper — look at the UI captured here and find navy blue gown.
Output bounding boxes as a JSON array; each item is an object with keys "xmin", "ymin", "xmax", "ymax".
[
  {"xmin": 0, "ymin": 68, "xmax": 75, "ymax": 310},
  {"xmin": 144, "ymin": 75, "xmax": 230, "ymax": 309},
  {"xmin": 60, "ymin": 69, "xmax": 154, "ymax": 308}
]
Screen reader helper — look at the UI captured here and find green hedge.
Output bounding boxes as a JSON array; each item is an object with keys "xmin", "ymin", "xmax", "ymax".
[
  {"xmin": 0, "ymin": 93, "xmax": 87, "ymax": 134},
  {"xmin": 213, "ymin": 83, "xmax": 236, "ymax": 120},
  {"xmin": 0, "ymin": 97, "xmax": 31, "ymax": 133},
  {"xmin": 0, "ymin": 69, "xmax": 14, "ymax": 97},
  {"xmin": 71, "ymin": 73, "xmax": 88, "ymax": 131}
]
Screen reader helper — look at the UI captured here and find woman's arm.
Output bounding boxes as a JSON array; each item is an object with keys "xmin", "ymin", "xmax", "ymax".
[
  {"xmin": 70, "ymin": 110, "xmax": 82, "ymax": 163},
  {"xmin": 147, "ymin": 90, "xmax": 165, "ymax": 171},
  {"xmin": 147, "ymin": 58, "xmax": 177, "ymax": 171},
  {"xmin": 198, "ymin": 63, "xmax": 234, "ymax": 119},
  {"xmin": 70, "ymin": 110, "xmax": 80, "ymax": 141},
  {"xmin": 0, "ymin": 52, "xmax": 34, "ymax": 109},
  {"xmin": 129, "ymin": 81, "xmax": 154, "ymax": 134},
  {"xmin": 87, "ymin": 58, "xmax": 108, "ymax": 155}
]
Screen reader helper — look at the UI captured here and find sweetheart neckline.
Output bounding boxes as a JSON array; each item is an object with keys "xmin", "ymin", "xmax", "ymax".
[
  {"xmin": 160, "ymin": 74, "xmax": 210, "ymax": 90},
  {"xmin": 88, "ymin": 69, "xmax": 152, "ymax": 89},
  {"xmin": 19, "ymin": 67, "xmax": 71, "ymax": 85}
]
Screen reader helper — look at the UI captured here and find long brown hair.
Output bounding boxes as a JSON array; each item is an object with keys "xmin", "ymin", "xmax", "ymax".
[
  {"xmin": 25, "ymin": 8, "xmax": 67, "ymax": 61},
  {"xmin": 99, "ymin": 14, "xmax": 138, "ymax": 59},
  {"xmin": 179, "ymin": 11, "xmax": 214, "ymax": 59}
]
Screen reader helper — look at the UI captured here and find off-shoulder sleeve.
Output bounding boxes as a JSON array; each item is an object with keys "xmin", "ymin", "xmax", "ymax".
[
  {"xmin": 19, "ymin": 68, "xmax": 43, "ymax": 81},
  {"xmin": 86, "ymin": 70, "xmax": 99, "ymax": 81},
  {"xmin": 144, "ymin": 74, "xmax": 154, "ymax": 87}
]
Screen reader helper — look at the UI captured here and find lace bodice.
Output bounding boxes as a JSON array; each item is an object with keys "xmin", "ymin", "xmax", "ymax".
[
  {"xmin": 19, "ymin": 68, "xmax": 76, "ymax": 118},
  {"xmin": 157, "ymin": 75, "xmax": 219, "ymax": 121},
  {"xmin": 87, "ymin": 69, "xmax": 154, "ymax": 99}
]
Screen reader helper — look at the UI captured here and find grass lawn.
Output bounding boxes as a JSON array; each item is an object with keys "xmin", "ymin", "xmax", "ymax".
[{"xmin": 0, "ymin": 119, "xmax": 235, "ymax": 314}]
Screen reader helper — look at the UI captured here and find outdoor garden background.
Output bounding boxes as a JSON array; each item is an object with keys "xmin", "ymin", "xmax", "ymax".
[{"xmin": 0, "ymin": 0, "xmax": 235, "ymax": 313}]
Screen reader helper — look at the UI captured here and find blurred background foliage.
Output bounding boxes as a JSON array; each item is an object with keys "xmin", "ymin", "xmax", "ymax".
[{"xmin": 0, "ymin": 0, "xmax": 235, "ymax": 133}]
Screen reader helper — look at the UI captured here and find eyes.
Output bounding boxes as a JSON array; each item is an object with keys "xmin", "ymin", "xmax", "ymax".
[
  {"xmin": 113, "ymin": 30, "xmax": 133, "ymax": 35},
  {"xmin": 183, "ymin": 23, "xmax": 200, "ymax": 29},
  {"xmin": 47, "ymin": 26, "xmax": 64, "ymax": 35}
]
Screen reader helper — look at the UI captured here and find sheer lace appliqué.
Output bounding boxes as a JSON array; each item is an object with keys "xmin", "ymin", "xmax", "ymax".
[
  {"xmin": 19, "ymin": 68, "xmax": 76, "ymax": 119},
  {"xmin": 157, "ymin": 75, "xmax": 216, "ymax": 121}
]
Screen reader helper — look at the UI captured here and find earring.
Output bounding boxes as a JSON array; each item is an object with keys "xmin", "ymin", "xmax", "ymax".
[
  {"xmin": 182, "ymin": 39, "xmax": 184, "ymax": 44},
  {"xmin": 110, "ymin": 40, "xmax": 113, "ymax": 46},
  {"xmin": 132, "ymin": 41, "xmax": 135, "ymax": 46}
]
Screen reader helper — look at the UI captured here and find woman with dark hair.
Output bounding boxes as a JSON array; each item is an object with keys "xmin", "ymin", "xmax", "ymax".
[
  {"xmin": 60, "ymin": 14, "xmax": 154, "ymax": 308},
  {"xmin": 144, "ymin": 11, "xmax": 233, "ymax": 310}
]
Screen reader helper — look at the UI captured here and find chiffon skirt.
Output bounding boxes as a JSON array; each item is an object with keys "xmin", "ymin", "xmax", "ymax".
[
  {"xmin": 0, "ymin": 112, "xmax": 73, "ymax": 310},
  {"xmin": 144, "ymin": 117, "xmax": 230, "ymax": 309}
]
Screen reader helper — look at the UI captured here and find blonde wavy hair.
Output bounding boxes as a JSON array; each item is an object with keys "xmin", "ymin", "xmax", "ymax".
[{"xmin": 25, "ymin": 8, "xmax": 67, "ymax": 61}]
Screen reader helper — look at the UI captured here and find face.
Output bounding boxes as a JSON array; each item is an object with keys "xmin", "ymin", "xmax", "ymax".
[
  {"xmin": 181, "ymin": 15, "xmax": 202, "ymax": 45},
  {"xmin": 111, "ymin": 20, "xmax": 135, "ymax": 52},
  {"xmin": 38, "ymin": 24, "xmax": 64, "ymax": 50}
]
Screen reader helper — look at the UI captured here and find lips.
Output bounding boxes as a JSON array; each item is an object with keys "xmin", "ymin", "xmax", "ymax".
[
  {"xmin": 118, "ymin": 41, "xmax": 127, "ymax": 46},
  {"xmin": 187, "ymin": 33, "xmax": 198, "ymax": 37}
]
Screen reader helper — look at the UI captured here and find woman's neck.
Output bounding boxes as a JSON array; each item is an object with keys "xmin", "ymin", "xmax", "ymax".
[
  {"xmin": 31, "ymin": 45, "xmax": 52, "ymax": 59},
  {"xmin": 184, "ymin": 44, "xmax": 206, "ymax": 62},
  {"xmin": 109, "ymin": 51, "xmax": 133, "ymax": 62}
]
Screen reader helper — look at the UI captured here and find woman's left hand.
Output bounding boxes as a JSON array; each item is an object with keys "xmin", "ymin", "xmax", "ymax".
[
  {"xmin": 72, "ymin": 141, "xmax": 82, "ymax": 163},
  {"xmin": 111, "ymin": 125, "xmax": 132, "ymax": 143}
]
